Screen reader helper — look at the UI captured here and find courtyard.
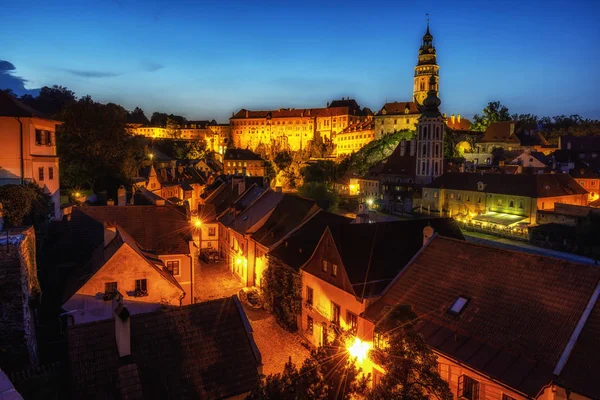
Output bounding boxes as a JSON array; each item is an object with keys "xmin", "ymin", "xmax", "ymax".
[{"xmin": 194, "ymin": 257, "xmax": 310, "ymax": 375}]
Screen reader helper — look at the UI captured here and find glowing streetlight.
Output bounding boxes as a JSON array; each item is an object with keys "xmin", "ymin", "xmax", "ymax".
[
  {"xmin": 74, "ymin": 192, "xmax": 81, "ymax": 198},
  {"xmin": 367, "ymin": 198, "xmax": 374, "ymax": 206},
  {"xmin": 347, "ymin": 337, "xmax": 370, "ymax": 363},
  {"xmin": 148, "ymin": 153, "xmax": 154, "ymax": 160},
  {"xmin": 192, "ymin": 217, "xmax": 202, "ymax": 228}
]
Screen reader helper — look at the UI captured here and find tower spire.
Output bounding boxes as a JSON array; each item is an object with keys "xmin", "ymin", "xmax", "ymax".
[{"xmin": 426, "ymin": 13, "xmax": 430, "ymax": 34}]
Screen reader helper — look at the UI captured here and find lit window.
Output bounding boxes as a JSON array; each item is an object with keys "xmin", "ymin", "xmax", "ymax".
[
  {"xmin": 458, "ymin": 375, "xmax": 480, "ymax": 400},
  {"xmin": 166, "ymin": 261, "xmax": 180, "ymax": 276},
  {"xmin": 497, "ymin": 198, "xmax": 503, "ymax": 206},
  {"xmin": 104, "ymin": 282, "xmax": 117, "ymax": 295},
  {"xmin": 321, "ymin": 259, "xmax": 329, "ymax": 273},
  {"xmin": 331, "ymin": 263, "xmax": 338, "ymax": 277},
  {"xmin": 346, "ymin": 311, "xmax": 358, "ymax": 334},
  {"xmin": 307, "ymin": 316, "xmax": 314, "ymax": 334},
  {"xmin": 135, "ymin": 279, "xmax": 148, "ymax": 295},
  {"xmin": 449, "ymin": 296, "xmax": 469, "ymax": 315},
  {"xmin": 331, "ymin": 302, "xmax": 341, "ymax": 325},
  {"xmin": 208, "ymin": 227, "xmax": 216, "ymax": 236},
  {"xmin": 306, "ymin": 286, "xmax": 313, "ymax": 306}
]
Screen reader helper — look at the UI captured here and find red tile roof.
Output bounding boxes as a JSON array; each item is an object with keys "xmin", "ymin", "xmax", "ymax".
[
  {"xmin": 364, "ymin": 236, "xmax": 600, "ymax": 397},
  {"xmin": 376, "ymin": 102, "xmax": 420, "ymax": 116},
  {"xmin": 446, "ymin": 117, "xmax": 472, "ymax": 131},
  {"xmin": 80, "ymin": 205, "xmax": 192, "ymax": 255},
  {"xmin": 426, "ymin": 172, "xmax": 588, "ymax": 198},
  {"xmin": 68, "ymin": 296, "xmax": 261, "ymax": 399}
]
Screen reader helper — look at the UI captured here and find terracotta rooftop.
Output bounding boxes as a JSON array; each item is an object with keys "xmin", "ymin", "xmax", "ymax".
[
  {"xmin": 446, "ymin": 116, "xmax": 472, "ymax": 131},
  {"xmin": 270, "ymin": 210, "xmax": 353, "ymax": 270},
  {"xmin": 68, "ymin": 296, "xmax": 261, "ymax": 400},
  {"xmin": 327, "ymin": 218, "xmax": 464, "ymax": 298},
  {"xmin": 224, "ymin": 148, "xmax": 263, "ymax": 161},
  {"xmin": 376, "ymin": 101, "xmax": 420, "ymax": 116},
  {"xmin": 379, "ymin": 140, "xmax": 417, "ymax": 178},
  {"xmin": 364, "ymin": 236, "xmax": 600, "ymax": 397},
  {"xmin": 0, "ymin": 91, "xmax": 54, "ymax": 120},
  {"xmin": 251, "ymin": 194, "xmax": 320, "ymax": 248},
  {"xmin": 80, "ymin": 205, "xmax": 192, "ymax": 255},
  {"xmin": 426, "ymin": 172, "xmax": 588, "ymax": 198}
]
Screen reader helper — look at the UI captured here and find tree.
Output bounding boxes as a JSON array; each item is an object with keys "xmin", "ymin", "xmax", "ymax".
[
  {"xmin": 263, "ymin": 160, "xmax": 276, "ymax": 184},
  {"xmin": 57, "ymin": 96, "xmax": 145, "ymax": 191},
  {"xmin": 274, "ymin": 151, "xmax": 293, "ymax": 171},
  {"xmin": 369, "ymin": 304, "xmax": 452, "ymax": 400},
  {"xmin": 301, "ymin": 161, "xmax": 338, "ymax": 184},
  {"xmin": 248, "ymin": 331, "xmax": 370, "ymax": 400},
  {"xmin": 128, "ymin": 107, "xmax": 150, "ymax": 125},
  {"xmin": 21, "ymin": 85, "xmax": 76, "ymax": 117},
  {"xmin": 150, "ymin": 112, "xmax": 169, "ymax": 126},
  {"xmin": 0, "ymin": 183, "xmax": 53, "ymax": 229},
  {"xmin": 298, "ymin": 182, "xmax": 339, "ymax": 212},
  {"xmin": 470, "ymin": 101, "xmax": 511, "ymax": 132},
  {"xmin": 165, "ymin": 116, "xmax": 181, "ymax": 138},
  {"xmin": 261, "ymin": 256, "xmax": 302, "ymax": 331}
]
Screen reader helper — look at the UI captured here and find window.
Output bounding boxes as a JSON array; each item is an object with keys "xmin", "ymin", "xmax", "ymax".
[
  {"xmin": 519, "ymin": 200, "xmax": 524, "ymax": 209},
  {"xmin": 449, "ymin": 296, "xmax": 469, "ymax": 315},
  {"xmin": 477, "ymin": 196, "xmax": 482, "ymax": 204},
  {"xmin": 502, "ymin": 394, "xmax": 516, "ymax": 400},
  {"xmin": 35, "ymin": 129, "xmax": 53, "ymax": 145},
  {"xmin": 135, "ymin": 279, "xmax": 148, "ymax": 295},
  {"xmin": 166, "ymin": 261, "xmax": 180, "ymax": 275},
  {"xmin": 497, "ymin": 198, "xmax": 503, "ymax": 206},
  {"xmin": 307, "ymin": 316, "xmax": 314, "ymax": 334},
  {"xmin": 450, "ymin": 193, "xmax": 454, "ymax": 199},
  {"xmin": 306, "ymin": 286, "xmax": 313, "ymax": 306},
  {"xmin": 331, "ymin": 263, "xmax": 338, "ymax": 277},
  {"xmin": 38, "ymin": 167, "xmax": 44, "ymax": 181},
  {"xmin": 331, "ymin": 302, "xmax": 341, "ymax": 325},
  {"xmin": 48, "ymin": 167, "xmax": 54, "ymax": 180},
  {"xmin": 208, "ymin": 227, "xmax": 216, "ymax": 236},
  {"xmin": 346, "ymin": 311, "xmax": 358, "ymax": 334},
  {"xmin": 509, "ymin": 200, "xmax": 514, "ymax": 208},
  {"xmin": 458, "ymin": 375, "xmax": 480, "ymax": 400},
  {"xmin": 105, "ymin": 282, "xmax": 118, "ymax": 295},
  {"xmin": 321, "ymin": 259, "xmax": 329, "ymax": 273}
]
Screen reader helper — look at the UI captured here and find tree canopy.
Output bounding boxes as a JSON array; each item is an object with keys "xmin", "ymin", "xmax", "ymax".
[
  {"xmin": 0, "ymin": 183, "xmax": 53, "ymax": 229},
  {"xmin": 369, "ymin": 305, "xmax": 452, "ymax": 400},
  {"xmin": 298, "ymin": 182, "xmax": 339, "ymax": 212},
  {"xmin": 470, "ymin": 101, "xmax": 511, "ymax": 132}
]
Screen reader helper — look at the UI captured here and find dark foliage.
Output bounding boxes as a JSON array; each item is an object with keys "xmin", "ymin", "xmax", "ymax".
[
  {"xmin": 262, "ymin": 256, "xmax": 302, "ymax": 332},
  {"xmin": 0, "ymin": 183, "xmax": 53, "ymax": 229}
]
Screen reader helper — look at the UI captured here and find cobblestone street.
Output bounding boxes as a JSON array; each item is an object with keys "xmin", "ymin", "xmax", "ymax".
[
  {"xmin": 194, "ymin": 258, "xmax": 310, "ymax": 375},
  {"xmin": 194, "ymin": 258, "xmax": 242, "ymax": 302}
]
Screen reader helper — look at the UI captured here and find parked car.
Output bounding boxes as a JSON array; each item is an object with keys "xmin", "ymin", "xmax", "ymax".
[
  {"xmin": 238, "ymin": 287, "xmax": 262, "ymax": 309},
  {"xmin": 200, "ymin": 249, "xmax": 219, "ymax": 263}
]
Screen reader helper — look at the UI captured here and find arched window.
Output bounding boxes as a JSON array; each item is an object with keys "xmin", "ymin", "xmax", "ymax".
[
  {"xmin": 434, "ymin": 161, "xmax": 439, "ymax": 175},
  {"xmin": 519, "ymin": 200, "xmax": 524, "ymax": 209},
  {"xmin": 422, "ymin": 144, "xmax": 427, "ymax": 156},
  {"xmin": 423, "ymin": 127, "xmax": 428, "ymax": 140},
  {"xmin": 422, "ymin": 161, "xmax": 426, "ymax": 175},
  {"xmin": 509, "ymin": 200, "xmax": 514, "ymax": 208},
  {"xmin": 436, "ymin": 126, "xmax": 440, "ymax": 139}
]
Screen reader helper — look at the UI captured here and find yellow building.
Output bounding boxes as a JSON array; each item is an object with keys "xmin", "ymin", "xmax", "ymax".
[
  {"xmin": 131, "ymin": 120, "xmax": 228, "ymax": 154},
  {"xmin": 334, "ymin": 118, "xmax": 375, "ymax": 157},
  {"xmin": 230, "ymin": 99, "xmax": 372, "ymax": 151},
  {"xmin": 374, "ymin": 101, "xmax": 420, "ymax": 138},
  {"xmin": 0, "ymin": 92, "xmax": 62, "ymax": 219}
]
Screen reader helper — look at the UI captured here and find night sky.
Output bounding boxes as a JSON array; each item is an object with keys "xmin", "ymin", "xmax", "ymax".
[{"xmin": 2, "ymin": 0, "xmax": 599, "ymax": 122}]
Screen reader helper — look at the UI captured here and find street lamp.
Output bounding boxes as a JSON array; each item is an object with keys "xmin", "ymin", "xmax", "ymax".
[
  {"xmin": 148, "ymin": 153, "xmax": 154, "ymax": 160},
  {"xmin": 347, "ymin": 337, "xmax": 370, "ymax": 363}
]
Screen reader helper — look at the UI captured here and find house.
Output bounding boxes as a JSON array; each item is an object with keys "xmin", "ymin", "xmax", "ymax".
[
  {"xmin": 75, "ymin": 204, "xmax": 196, "ymax": 306},
  {"xmin": 62, "ymin": 227, "xmax": 186, "ymax": 324},
  {"xmin": 420, "ymin": 172, "xmax": 588, "ymax": 235},
  {"xmin": 299, "ymin": 219, "xmax": 464, "ymax": 348},
  {"xmin": 248, "ymin": 194, "xmax": 320, "ymax": 287},
  {"xmin": 568, "ymin": 166, "xmax": 600, "ymax": 203},
  {"xmin": 361, "ymin": 235, "xmax": 600, "ymax": 400},
  {"xmin": 141, "ymin": 163, "xmax": 206, "ymax": 210},
  {"xmin": 0, "ymin": 91, "xmax": 61, "ymax": 218},
  {"xmin": 378, "ymin": 138, "xmax": 420, "ymax": 214},
  {"xmin": 0, "ymin": 227, "xmax": 40, "ymax": 371},
  {"xmin": 334, "ymin": 118, "xmax": 375, "ymax": 158},
  {"xmin": 224, "ymin": 149, "xmax": 265, "ymax": 177},
  {"xmin": 68, "ymin": 296, "xmax": 262, "ymax": 400}
]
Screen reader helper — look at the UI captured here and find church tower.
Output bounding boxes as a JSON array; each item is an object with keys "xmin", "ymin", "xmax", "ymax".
[
  {"xmin": 413, "ymin": 20, "xmax": 439, "ymax": 106},
  {"xmin": 415, "ymin": 75, "xmax": 445, "ymax": 185}
]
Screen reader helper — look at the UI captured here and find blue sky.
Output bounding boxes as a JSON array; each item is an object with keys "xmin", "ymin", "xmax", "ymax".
[{"xmin": 1, "ymin": 0, "xmax": 599, "ymax": 122}]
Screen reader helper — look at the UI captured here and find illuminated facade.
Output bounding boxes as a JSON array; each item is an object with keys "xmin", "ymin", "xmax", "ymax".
[
  {"xmin": 413, "ymin": 21, "xmax": 439, "ymax": 106},
  {"xmin": 0, "ymin": 92, "xmax": 62, "ymax": 219},
  {"xmin": 415, "ymin": 75, "xmax": 445, "ymax": 185},
  {"xmin": 230, "ymin": 99, "xmax": 372, "ymax": 151},
  {"xmin": 334, "ymin": 118, "xmax": 375, "ymax": 157},
  {"xmin": 224, "ymin": 148, "xmax": 265, "ymax": 177},
  {"xmin": 374, "ymin": 102, "xmax": 420, "ymax": 137}
]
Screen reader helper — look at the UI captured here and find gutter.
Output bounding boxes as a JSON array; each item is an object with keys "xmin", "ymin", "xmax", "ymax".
[
  {"xmin": 553, "ymin": 279, "xmax": 600, "ymax": 375},
  {"xmin": 14, "ymin": 117, "xmax": 24, "ymax": 183}
]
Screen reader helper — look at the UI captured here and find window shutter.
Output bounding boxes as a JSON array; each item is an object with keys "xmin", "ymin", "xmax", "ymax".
[
  {"xmin": 473, "ymin": 380, "xmax": 480, "ymax": 400},
  {"xmin": 50, "ymin": 131, "xmax": 56, "ymax": 145},
  {"xmin": 458, "ymin": 375, "xmax": 464, "ymax": 397}
]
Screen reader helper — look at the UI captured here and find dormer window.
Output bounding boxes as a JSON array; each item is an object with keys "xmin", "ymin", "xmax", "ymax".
[
  {"xmin": 477, "ymin": 182, "xmax": 485, "ymax": 191},
  {"xmin": 449, "ymin": 296, "xmax": 469, "ymax": 315}
]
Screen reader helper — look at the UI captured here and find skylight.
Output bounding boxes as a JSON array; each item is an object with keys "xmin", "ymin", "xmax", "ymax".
[{"xmin": 449, "ymin": 296, "xmax": 469, "ymax": 315}]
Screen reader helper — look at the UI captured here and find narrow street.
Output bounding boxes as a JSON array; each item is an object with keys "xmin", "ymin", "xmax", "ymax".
[{"xmin": 194, "ymin": 257, "xmax": 310, "ymax": 375}]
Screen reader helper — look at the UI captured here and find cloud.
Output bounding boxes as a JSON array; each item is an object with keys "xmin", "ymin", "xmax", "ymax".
[
  {"xmin": 63, "ymin": 69, "xmax": 120, "ymax": 78},
  {"xmin": 142, "ymin": 61, "xmax": 164, "ymax": 72},
  {"xmin": 0, "ymin": 59, "xmax": 39, "ymax": 96}
]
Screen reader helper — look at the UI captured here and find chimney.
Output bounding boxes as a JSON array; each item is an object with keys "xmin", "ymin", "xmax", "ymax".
[
  {"xmin": 114, "ymin": 304, "xmax": 131, "ymax": 358},
  {"xmin": 423, "ymin": 226, "xmax": 434, "ymax": 247},
  {"xmin": 232, "ymin": 111, "xmax": 234, "ymax": 117},
  {"xmin": 107, "ymin": 199, "xmax": 115, "ymax": 206},
  {"xmin": 238, "ymin": 180, "xmax": 246, "ymax": 195},
  {"xmin": 457, "ymin": 114, "xmax": 461, "ymax": 123},
  {"xmin": 117, "ymin": 185, "xmax": 126, "ymax": 207},
  {"xmin": 245, "ymin": 110, "xmax": 249, "ymax": 118},
  {"xmin": 400, "ymin": 139, "xmax": 406, "ymax": 156},
  {"xmin": 410, "ymin": 138, "xmax": 416, "ymax": 156},
  {"xmin": 451, "ymin": 114, "xmax": 455, "ymax": 124},
  {"xmin": 104, "ymin": 223, "xmax": 118, "ymax": 246}
]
